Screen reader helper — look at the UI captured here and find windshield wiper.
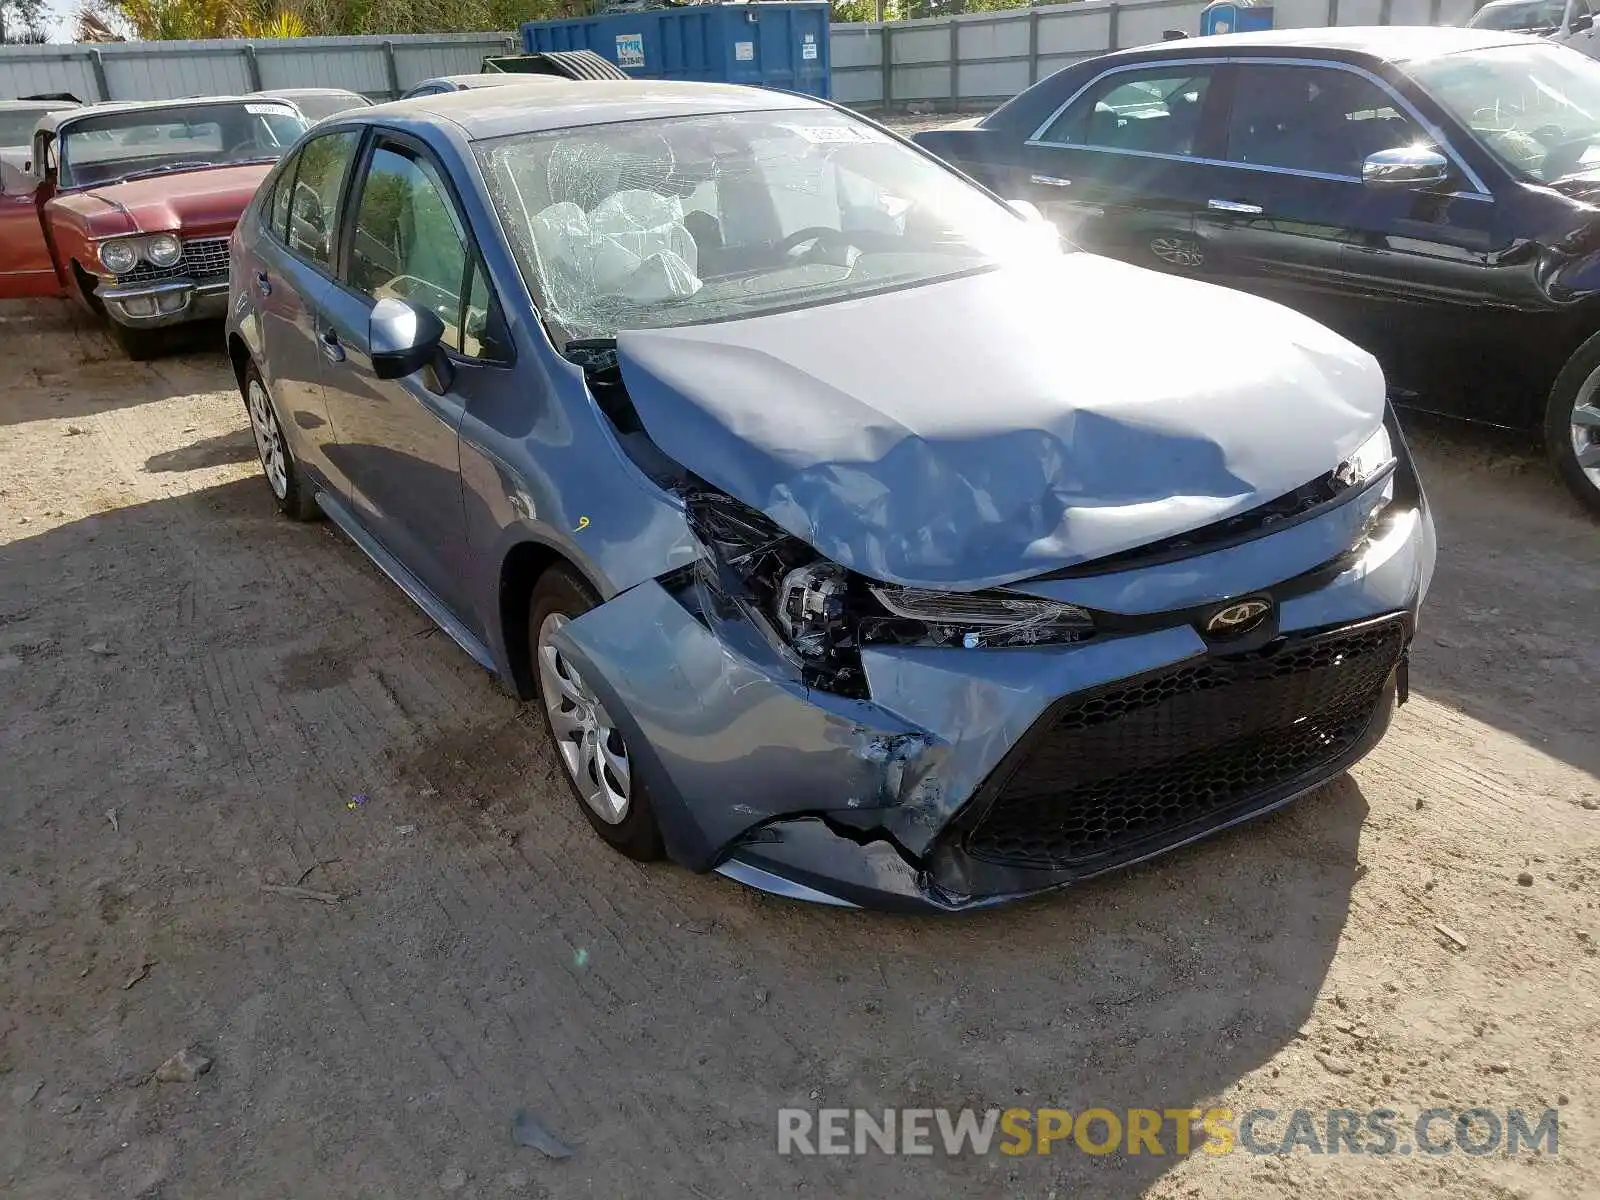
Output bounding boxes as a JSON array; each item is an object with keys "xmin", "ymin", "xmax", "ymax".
[{"xmin": 115, "ymin": 160, "xmax": 218, "ymax": 183}]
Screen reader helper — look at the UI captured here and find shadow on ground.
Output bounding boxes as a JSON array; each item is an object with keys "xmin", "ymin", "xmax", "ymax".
[
  {"xmin": 0, "ymin": 476, "xmax": 1364, "ymax": 1198},
  {"xmin": 1402, "ymin": 417, "xmax": 1600, "ymax": 779}
]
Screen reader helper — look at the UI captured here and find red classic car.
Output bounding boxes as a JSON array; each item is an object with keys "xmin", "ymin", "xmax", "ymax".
[{"xmin": 0, "ymin": 97, "xmax": 307, "ymax": 358}]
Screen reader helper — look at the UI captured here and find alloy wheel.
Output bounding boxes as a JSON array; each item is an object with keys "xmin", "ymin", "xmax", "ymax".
[
  {"xmin": 1572, "ymin": 369, "xmax": 1600, "ymax": 492},
  {"xmin": 247, "ymin": 378, "xmax": 289, "ymax": 500},
  {"xmin": 537, "ymin": 612, "xmax": 632, "ymax": 825}
]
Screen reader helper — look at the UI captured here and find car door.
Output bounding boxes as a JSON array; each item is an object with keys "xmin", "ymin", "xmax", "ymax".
[
  {"xmin": 0, "ymin": 182, "xmax": 59, "ymax": 299},
  {"xmin": 0, "ymin": 136, "xmax": 61, "ymax": 300},
  {"xmin": 1193, "ymin": 59, "xmax": 1497, "ymax": 390},
  {"xmin": 247, "ymin": 128, "xmax": 363, "ymax": 485},
  {"xmin": 1006, "ymin": 62, "xmax": 1224, "ymax": 274},
  {"xmin": 316, "ymin": 132, "xmax": 510, "ymax": 629}
]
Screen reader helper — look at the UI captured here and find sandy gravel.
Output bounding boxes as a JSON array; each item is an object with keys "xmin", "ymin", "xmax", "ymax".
[{"xmin": 0, "ymin": 293, "xmax": 1596, "ymax": 1200}]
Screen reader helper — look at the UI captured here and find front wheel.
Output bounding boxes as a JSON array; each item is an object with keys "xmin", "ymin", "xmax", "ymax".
[
  {"xmin": 1546, "ymin": 331, "xmax": 1600, "ymax": 517},
  {"xmin": 529, "ymin": 567, "xmax": 663, "ymax": 862}
]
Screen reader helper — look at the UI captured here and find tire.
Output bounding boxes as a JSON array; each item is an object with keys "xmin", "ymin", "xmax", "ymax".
[
  {"xmin": 241, "ymin": 362, "xmax": 320, "ymax": 522},
  {"xmin": 529, "ymin": 566, "xmax": 664, "ymax": 861},
  {"xmin": 1545, "ymin": 330, "xmax": 1600, "ymax": 517},
  {"xmin": 109, "ymin": 320, "xmax": 165, "ymax": 361}
]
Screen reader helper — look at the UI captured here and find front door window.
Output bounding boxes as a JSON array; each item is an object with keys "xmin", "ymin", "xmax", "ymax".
[{"xmin": 1224, "ymin": 64, "xmax": 1427, "ymax": 180}]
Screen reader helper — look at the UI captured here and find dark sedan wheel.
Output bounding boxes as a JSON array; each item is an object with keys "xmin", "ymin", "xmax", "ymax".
[
  {"xmin": 529, "ymin": 567, "xmax": 664, "ymax": 861},
  {"xmin": 1546, "ymin": 332, "xmax": 1600, "ymax": 517},
  {"xmin": 242, "ymin": 363, "xmax": 320, "ymax": 521}
]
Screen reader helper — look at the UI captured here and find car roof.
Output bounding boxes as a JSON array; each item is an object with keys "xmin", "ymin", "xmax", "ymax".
[
  {"xmin": 427, "ymin": 73, "xmax": 567, "ymax": 90},
  {"xmin": 1111, "ymin": 24, "xmax": 1534, "ymax": 64},
  {"xmin": 250, "ymin": 87, "xmax": 367, "ymax": 99},
  {"xmin": 367, "ymin": 79, "xmax": 824, "ymax": 139},
  {"xmin": 0, "ymin": 99, "xmax": 76, "ymax": 112},
  {"xmin": 37, "ymin": 94, "xmax": 301, "ymax": 134}
]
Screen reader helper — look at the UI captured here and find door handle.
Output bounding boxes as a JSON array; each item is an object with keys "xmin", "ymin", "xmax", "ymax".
[
  {"xmin": 1030, "ymin": 173, "xmax": 1072, "ymax": 187},
  {"xmin": 255, "ymin": 271, "xmax": 271, "ymax": 297},
  {"xmin": 319, "ymin": 328, "xmax": 345, "ymax": 363},
  {"xmin": 1208, "ymin": 198, "xmax": 1264, "ymax": 215}
]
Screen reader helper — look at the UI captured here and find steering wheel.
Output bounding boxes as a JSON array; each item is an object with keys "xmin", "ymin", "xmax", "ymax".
[{"xmin": 776, "ymin": 226, "xmax": 855, "ymax": 259}]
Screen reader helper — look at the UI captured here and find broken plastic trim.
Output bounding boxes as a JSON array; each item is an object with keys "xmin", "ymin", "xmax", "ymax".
[{"xmin": 679, "ymin": 488, "xmax": 1108, "ymax": 697}]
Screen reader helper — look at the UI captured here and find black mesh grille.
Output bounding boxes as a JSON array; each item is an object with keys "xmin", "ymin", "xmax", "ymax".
[
  {"xmin": 965, "ymin": 617, "xmax": 1406, "ymax": 871},
  {"xmin": 118, "ymin": 236, "xmax": 231, "ymax": 285}
]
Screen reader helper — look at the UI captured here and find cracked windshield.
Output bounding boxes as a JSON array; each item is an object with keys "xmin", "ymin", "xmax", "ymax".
[
  {"xmin": 59, "ymin": 102, "xmax": 307, "ymax": 189},
  {"xmin": 476, "ymin": 108, "xmax": 1059, "ymax": 346}
]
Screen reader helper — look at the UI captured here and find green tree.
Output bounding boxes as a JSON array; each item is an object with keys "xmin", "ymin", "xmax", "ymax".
[
  {"xmin": 74, "ymin": 0, "xmax": 576, "ymax": 40},
  {"xmin": 0, "ymin": 0, "xmax": 50, "ymax": 42}
]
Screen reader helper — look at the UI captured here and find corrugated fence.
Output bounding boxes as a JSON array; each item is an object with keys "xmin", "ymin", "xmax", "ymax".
[
  {"xmin": 1, "ymin": 2, "xmax": 1477, "ymax": 109},
  {"xmin": 831, "ymin": 0, "xmax": 1482, "ymax": 106},
  {"xmin": 0, "ymin": 32, "xmax": 516, "ymax": 104}
]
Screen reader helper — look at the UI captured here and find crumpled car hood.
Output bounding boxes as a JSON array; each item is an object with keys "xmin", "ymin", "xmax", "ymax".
[
  {"xmin": 51, "ymin": 163, "xmax": 272, "ymax": 237},
  {"xmin": 616, "ymin": 253, "xmax": 1386, "ymax": 590}
]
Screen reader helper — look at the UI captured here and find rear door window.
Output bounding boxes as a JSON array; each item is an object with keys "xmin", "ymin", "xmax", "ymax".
[
  {"xmin": 284, "ymin": 129, "xmax": 360, "ymax": 269},
  {"xmin": 1037, "ymin": 68, "xmax": 1216, "ymax": 158}
]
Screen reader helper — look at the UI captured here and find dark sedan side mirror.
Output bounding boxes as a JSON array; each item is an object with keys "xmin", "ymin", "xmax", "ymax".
[
  {"xmin": 1573, "ymin": 10, "xmax": 1595, "ymax": 29},
  {"xmin": 370, "ymin": 297, "xmax": 447, "ymax": 380},
  {"xmin": 1362, "ymin": 146, "xmax": 1451, "ymax": 191}
]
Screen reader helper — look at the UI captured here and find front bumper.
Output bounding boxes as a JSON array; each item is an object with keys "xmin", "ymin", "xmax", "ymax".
[
  {"xmin": 552, "ymin": 479, "xmax": 1436, "ymax": 913},
  {"xmin": 98, "ymin": 277, "xmax": 229, "ymax": 328}
]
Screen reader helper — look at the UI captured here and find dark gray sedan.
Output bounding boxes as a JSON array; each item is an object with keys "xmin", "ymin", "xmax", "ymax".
[{"xmin": 227, "ymin": 81, "xmax": 1434, "ymax": 911}]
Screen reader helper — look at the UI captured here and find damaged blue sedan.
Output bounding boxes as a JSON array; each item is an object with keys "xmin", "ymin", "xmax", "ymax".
[{"xmin": 227, "ymin": 80, "xmax": 1436, "ymax": 911}]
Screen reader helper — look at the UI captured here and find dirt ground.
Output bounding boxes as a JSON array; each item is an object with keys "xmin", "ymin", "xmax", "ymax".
[{"xmin": 0, "ymin": 290, "xmax": 1596, "ymax": 1200}]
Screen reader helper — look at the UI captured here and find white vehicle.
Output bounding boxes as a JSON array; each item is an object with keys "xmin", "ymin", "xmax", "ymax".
[{"xmin": 1466, "ymin": 0, "xmax": 1600, "ymax": 58}]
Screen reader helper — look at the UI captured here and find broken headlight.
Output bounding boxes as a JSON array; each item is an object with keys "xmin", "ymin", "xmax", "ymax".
[
  {"xmin": 866, "ymin": 585, "xmax": 1095, "ymax": 650},
  {"xmin": 1337, "ymin": 424, "xmax": 1399, "ymax": 555},
  {"xmin": 1335, "ymin": 424, "xmax": 1396, "ymax": 492},
  {"xmin": 683, "ymin": 489, "xmax": 1097, "ymax": 696}
]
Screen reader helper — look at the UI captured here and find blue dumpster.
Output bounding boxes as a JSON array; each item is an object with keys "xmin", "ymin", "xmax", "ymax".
[
  {"xmin": 1199, "ymin": 0, "xmax": 1274, "ymax": 36},
  {"xmin": 521, "ymin": 2, "xmax": 831, "ymax": 99}
]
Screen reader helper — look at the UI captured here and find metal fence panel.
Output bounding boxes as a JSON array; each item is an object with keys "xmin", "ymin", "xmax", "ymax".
[
  {"xmin": 1038, "ymin": 8, "xmax": 1114, "ymax": 57},
  {"xmin": 1, "ymin": 5, "xmax": 1489, "ymax": 113},
  {"xmin": 101, "ymin": 44, "xmax": 253, "ymax": 100},
  {"xmin": 391, "ymin": 35, "xmax": 515, "ymax": 86},
  {"xmin": 1119, "ymin": 1, "xmax": 1207, "ymax": 47},
  {"xmin": 1271, "ymin": 0, "xmax": 1338, "ymax": 26},
  {"xmin": 0, "ymin": 43, "xmax": 101, "ymax": 101},
  {"xmin": 0, "ymin": 32, "xmax": 514, "ymax": 104},
  {"xmin": 255, "ymin": 44, "xmax": 394, "ymax": 96}
]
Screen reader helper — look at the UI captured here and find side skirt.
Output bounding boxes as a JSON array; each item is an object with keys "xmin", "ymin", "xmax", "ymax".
[{"xmin": 315, "ymin": 490, "xmax": 498, "ymax": 675}]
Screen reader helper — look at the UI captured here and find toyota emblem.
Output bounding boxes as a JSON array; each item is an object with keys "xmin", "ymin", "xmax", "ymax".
[{"xmin": 1205, "ymin": 598, "xmax": 1272, "ymax": 637}]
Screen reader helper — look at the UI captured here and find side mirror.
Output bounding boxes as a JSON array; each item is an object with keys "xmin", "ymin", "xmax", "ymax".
[
  {"xmin": 370, "ymin": 297, "xmax": 447, "ymax": 380},
  {"xmin": 1573, "ymin": 10, "xmax": 1593, "ymax": 29},
  {"xmin": 1362, "ymin": 145, "xmax": 1451, "ymax": 190}
]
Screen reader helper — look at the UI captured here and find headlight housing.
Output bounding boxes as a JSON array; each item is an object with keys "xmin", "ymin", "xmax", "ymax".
[
  {"xmin": 683, "ymin": 489, "xmax": 1097, "ymax": 696},
  {"xmin": 97, "ymin": 238, "xmax": 139, "ymax": 276},
  {"xmin": 1335, "ymin": 424, "xmax": 1396, "ymax": 492},
  {"xmin": 144, "ymin": 233, "xmax": 182, "ymax": 268}
]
